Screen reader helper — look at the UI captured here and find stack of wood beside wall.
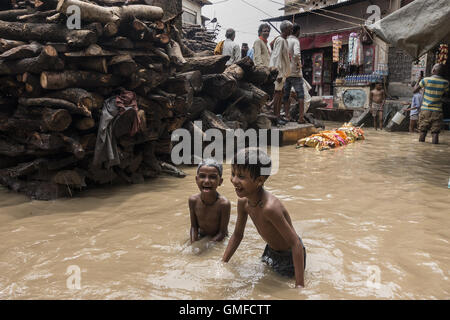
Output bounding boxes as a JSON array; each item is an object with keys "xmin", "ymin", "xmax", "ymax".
[
  {"xmin": 0, "ymin": 0, "xmax": 276, "ymax": 200},
  {"xmin": 182, "ymin": 23, "xmax": 217, "ymax": 55}
]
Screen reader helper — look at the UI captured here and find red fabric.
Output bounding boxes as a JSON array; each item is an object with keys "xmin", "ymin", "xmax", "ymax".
[
  {"xmin": 300, "ymin": 30, "xmax": 356, "ymax": 50},
  {"xmin": 259, "ymin": 36, "xmax": 268, "ymax": 43},
  {"xmin": 116, "ymin": 89, "xmax": 140, "ymax": 136}
]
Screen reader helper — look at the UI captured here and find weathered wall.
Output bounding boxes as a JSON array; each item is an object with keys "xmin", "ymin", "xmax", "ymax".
[
  {"xmin": 182, "ymin": 0, "xmax": 203, "ymax": 25},
  {"xmin": 146, "ymin": 0, "xmax": 182, "ymax": 22}
]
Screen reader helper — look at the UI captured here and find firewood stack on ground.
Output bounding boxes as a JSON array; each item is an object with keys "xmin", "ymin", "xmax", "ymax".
[
  {"xmin": 182, "ymin": 23, "xmax": 217, "ymax": 55},
  {"xmin": 0, "ymin": 0, "xmax": 277, "ymax": 200}
]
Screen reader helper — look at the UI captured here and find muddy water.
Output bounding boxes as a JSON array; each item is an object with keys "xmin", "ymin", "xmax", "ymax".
[{"xmin": 0, "ymin": 123, "xmax": 449, "ymax": 299}]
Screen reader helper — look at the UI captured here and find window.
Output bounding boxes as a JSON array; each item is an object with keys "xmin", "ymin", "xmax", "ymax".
[{"xmin": 182, "ymin": 11, "xmax": 197, "ymax": 25}]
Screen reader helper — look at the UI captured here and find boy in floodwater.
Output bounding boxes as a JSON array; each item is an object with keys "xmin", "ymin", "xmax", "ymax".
[
  {"xmin": 223, "ymin": 148, "xmax": 306, "ymax": 287},
  {"xmin": 189, "ymin": 159, "xmax": 231, "ymax": 243},
  {"xmin": 370, "ymin": 82, "xmax": 386, "ymax": 130}
]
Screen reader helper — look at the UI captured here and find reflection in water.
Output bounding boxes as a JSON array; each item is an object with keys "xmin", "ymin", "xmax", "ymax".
[{"xmin": 0, "ymin": 124, "xmax": 449, "ymax": 299}]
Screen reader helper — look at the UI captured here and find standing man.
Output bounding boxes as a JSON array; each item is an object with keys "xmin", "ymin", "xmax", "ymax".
[
  {"xmin": 283, "ymin": 23, "xmax": 305, "ymax": 123},
  {"xmin": 253, "ymin": 23, "xmax": 271, "ymax": 67},
  {"xmin": 269, "ymin": 21, "xmax": 292, "ymax": 126},
  {"xmin": 222, "ymin": 28, "xmax": 241, "ymax": 66},
  {"xmin": 414, "ymin": 63, "xmax": 449, "ymax": 144}
]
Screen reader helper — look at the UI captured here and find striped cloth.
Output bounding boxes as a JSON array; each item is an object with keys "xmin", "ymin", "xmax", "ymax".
[{"xmin": 419, "ymin": 75, "xmax": 449, "ymax": 112}]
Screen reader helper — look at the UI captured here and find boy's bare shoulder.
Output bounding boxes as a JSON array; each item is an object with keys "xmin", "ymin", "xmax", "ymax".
[
  {"xmin": 218, "ymin": 195, "xmax": 231, "ymax": 207},
  {"xmin": 189, "ymin": 193, "xmax": 200, "ymax": 203},
  {"xmin": 262, "ymin": 193, "xmax": 286, "ymax": 218}
]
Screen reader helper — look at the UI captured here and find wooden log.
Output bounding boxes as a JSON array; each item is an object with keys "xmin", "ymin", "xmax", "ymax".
[
  {"xmin": 201, "ymin": 110, "xmax": 230, "ymax": 131},
  {"xmin": 0, "ymin": 9, "xmax": 32, "ymax": 21},
  {"xmin": 0, "ymin": 20, "xmax": 97, "ymax": 47},
  {"xmin": 46, "ymin": 12, "xmax": 61, "ymax": 23},
  {"xmin": 0, "ymin": 39, "xmax": 26, "ymax": 53},
  {"xmin": 163, "ymin": 70, "xmax": 202, "ymax": 95},
  {"xmin": 0, "ymin": 45, "xmax": 62, "ymax": 75},
  {"xmin": 52, "ymin": 170, "xmax": 86, "ymax": 187},
  {"xmin": 19, "ymin": 97, "xmax": 91, "ymax": 117},
  {"xmin": 202, "ymin": 73, "xmax": 237, "ymax": 100},
  {"xmin": 0, "ymin": 155, "xmax": 18, "ymax": 169},
  {"xmin": 245, "ymin": 65, "xmax": 270, "ymax": 85},
  {"xmin": 0, "ymin": 42, "xmax": 42, "ymax": 60},
  {"xmin": 180, "ymin": 55, "xmax": 230, "ymax": 75},
  {"xmin": 60, "ymin": 134, "xmax": 85, "ymax": 159},
  {"xmin": 100, "ymin": 36, "xmax": 133, "ymax": 49},
  {"xmin": 108, "ymin": 54, "xmax": 137, "ymax": 77},
  {"xmin": 44, "ymin": 88, "xmax": 95, "ymax": 110},
  {"xmin": 103, "ymin": 22, "xmax": 119, "ymax": 37},
  {"xmin": 224, "ymin": 63, "xmax": 245, "ymax": 81},
  {"xmin": 41, "ymin": 107, "xmax": 72, "ymax": 131},
  {"xmin": 74, "ymin": 117, "xmax": 95, "ymax": 131},
  {"xmin": 0, "ymin": 176, "xmax": 70, "ymax": 200},
  {"xmin": 17, "ymin": 10, "xmax": 57, "ymax": 23},
  {"xmin": 34, "ymin": 0, "xmax": 59, "ymax": 11},
  {"xmin": 68, "ymin": 57, "xmax": 108, "ymax": 74},
  {"xmin": 232, "ymin": 82, "xmax": 269, "ymax": 106},
  {"xmin": 13, "ymin": 105, "xmax": 72, "ymax": 132},
  {"xmin": 41, "ymin": 70, "xmax": 121, "ymax": 90},
  {"xmin": 0, "ymin": 158, "xmax": 45, "ymax": 178},
  {"xmin": 45, "ymin": 42, "xmax": 68, "ymax": 53},
  {"xmin": 56, "ymin": 1, "xmax": 164, "ymax": 23}
]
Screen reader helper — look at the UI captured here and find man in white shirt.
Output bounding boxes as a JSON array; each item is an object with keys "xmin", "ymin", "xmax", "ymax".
[
  {"xmin": 283, "ymin": 23, "xmax": 305, "ymax": 123},
  {"xmin": 222, "ymin": 28, "xmax": 241, "ymax": 66},
  {"xmin": 269, "ymin": 21, "xmax": 292, "ymax": 125}
]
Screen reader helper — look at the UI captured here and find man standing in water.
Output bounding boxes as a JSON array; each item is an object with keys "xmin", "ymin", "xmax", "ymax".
[
  {"xmin": 269, "ymin": 21, "xmax": 292, "ymax": 126},
  {"xmin": 414, "ymin": 63, "xmax": 449, "ymax": 144}
]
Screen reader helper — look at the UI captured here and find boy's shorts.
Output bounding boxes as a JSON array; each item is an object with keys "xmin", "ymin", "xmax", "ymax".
[
  {"xmin": 418, "ymin": 110, "xmax": 443, "ymax": 133},
  {"xmin": 261, "ymin": 237, "xmax": 306, "ymax": 277},
  {"xmin": 283, "ymin": 77, "xmax": 304, "ymax": 101},
  {"xmin": 410, "ymin": 114, "xmax": 419, "ymax": 121}
]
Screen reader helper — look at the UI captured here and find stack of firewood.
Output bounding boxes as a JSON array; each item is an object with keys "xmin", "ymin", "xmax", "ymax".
[
  {"xmin": 0, "ymin": 0, "xmax": 276, "ymax": 200},
  {"xmin": 182, "ymin": 23, "xmax": 217, "ymax": 54}
]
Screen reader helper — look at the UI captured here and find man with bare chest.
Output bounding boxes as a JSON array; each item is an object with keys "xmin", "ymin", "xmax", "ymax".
[{"xmin": 189, "ymin": 159, "xmax": 231, "ymax": 243}]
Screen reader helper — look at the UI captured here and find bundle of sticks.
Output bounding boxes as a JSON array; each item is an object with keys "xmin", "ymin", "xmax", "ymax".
[{"xmin": 0, "ymin": 0, "xmax": 277, "ymax": 200}]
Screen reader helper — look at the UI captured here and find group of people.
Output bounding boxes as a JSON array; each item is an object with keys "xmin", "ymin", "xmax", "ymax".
[
  {"xmin": 366, "ymin": 63, "xmax": 448, "ymax": 143},
  {"xmin": 189, "ymin": 150, "xmax": 306, "ymax": 288},
  {"xmin": 216, "ymin": 21, "xmax": 307, "ymax": 126}
]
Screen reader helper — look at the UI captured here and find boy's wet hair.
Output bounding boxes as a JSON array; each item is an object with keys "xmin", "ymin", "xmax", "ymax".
[
  {"xmin": 197, "ymin": 158, "xmax": 223, "ymax": 177},
  {"xmin": 232, "ymin": 148, "xmax": 272, "ymax": 180}
]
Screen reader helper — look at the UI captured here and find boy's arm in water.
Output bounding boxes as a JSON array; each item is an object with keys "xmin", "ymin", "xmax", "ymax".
[
  {"xmin": 265, "ymin": 204, "xmax": 305, "ymax": 288},
  {"xmin": 222, "ymin": 198, "xmax": 248, "ymax": 262},
  {"xmin": 189, "ymin": 196, "xmax": 199, "ymax": 243},
  {"xmin": 212, "ymin": 199, "xmax": 231, "ymax": 242}
]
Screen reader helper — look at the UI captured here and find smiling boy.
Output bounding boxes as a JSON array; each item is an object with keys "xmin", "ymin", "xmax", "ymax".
[
  {"xmin": 189, "ymin": 159, "xmax": 231, "ymax": 243},
  {"xmin": 222, "ymin": 148, "xmax": 306, "ymax": 287}
]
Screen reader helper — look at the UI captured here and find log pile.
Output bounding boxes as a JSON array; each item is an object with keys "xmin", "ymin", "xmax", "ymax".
[
  {"xmin": 182, "ymin": 23, "xmax": 217, "ymax": 54},
  {"xmin": 0, "ymin": 1, "xmax": 276, "ymax": 200}
]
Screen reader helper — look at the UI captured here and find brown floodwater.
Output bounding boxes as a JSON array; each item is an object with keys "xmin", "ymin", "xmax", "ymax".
[{"xmin": 0, "ymin": 122, "xmax": 449, "ymax": 299}]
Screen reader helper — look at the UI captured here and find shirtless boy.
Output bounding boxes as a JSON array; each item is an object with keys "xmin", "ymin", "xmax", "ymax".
[
  {"xmin": 370, "ymin": 82, "xmax": 386, "ymax": 130},
  {"xmin": 189, "ymin": 159, "xmax": 231, "ymax": 243},
  {"xmin": 222, "ymin": 148, "xmax": 306, "ymax": 287}
]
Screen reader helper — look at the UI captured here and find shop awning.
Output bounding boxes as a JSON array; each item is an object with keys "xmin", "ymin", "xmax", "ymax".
[
  {"xmin": 300, "ymin": 28, "xmax": 357, "ymax": 50},
  {"xmin": 367, "ymin": 0, "xmax": 450, "ymax": 59}
]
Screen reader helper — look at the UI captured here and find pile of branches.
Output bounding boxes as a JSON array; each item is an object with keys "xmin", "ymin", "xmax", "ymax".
[
  {"xmin": 182, "ymin": 23, "xmax": 217, "ymax": 54},
  {"xmin": 0, "ymin": 0, "xmax": 277, "ymax": 200}
]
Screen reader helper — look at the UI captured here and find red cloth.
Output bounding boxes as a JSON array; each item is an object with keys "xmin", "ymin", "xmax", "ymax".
[
  {"xmin": 115, "ymin": 90, "xmax": 140, "ymax": 136},
  {"xmin": 300, "ymin": 30, "xmax": 356, "ymax": 50}
]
